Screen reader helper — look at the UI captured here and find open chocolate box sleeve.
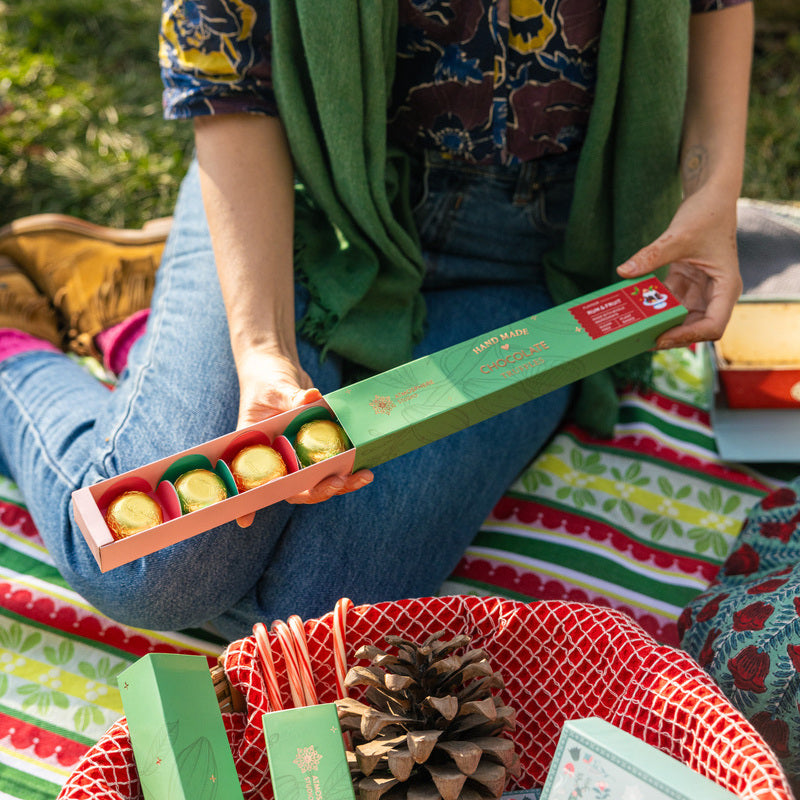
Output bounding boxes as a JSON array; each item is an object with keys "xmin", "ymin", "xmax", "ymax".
[{"xmin": 73, "ymin": 278, "xmax": 686, "ymax": 571}]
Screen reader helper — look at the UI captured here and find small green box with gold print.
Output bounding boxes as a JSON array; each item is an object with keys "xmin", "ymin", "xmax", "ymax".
[
  {"xmin": 119, "ymin": 653, "xmax": 243, "ymax": 800},
  {"xmin": 262, "ymin": 703, "xmax": 356, "ymax": 800}
]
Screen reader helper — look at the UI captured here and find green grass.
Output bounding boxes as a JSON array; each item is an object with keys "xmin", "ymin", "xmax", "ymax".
[
  {"xmin": 746, "ymin": 24, "xmax": 800, "ymax": 200},
  {"xmin": 0, "ymin": 0, "xmax": 193, "ymax": 228},
  {"xmin": 0, "ymin": 0, "xmax": 798, "ymax": 229}
]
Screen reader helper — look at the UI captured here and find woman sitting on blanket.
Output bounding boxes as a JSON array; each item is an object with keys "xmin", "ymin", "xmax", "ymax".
[{"xmin": 0, "ymin": 0, "xmax": 752, "ymax": 638}]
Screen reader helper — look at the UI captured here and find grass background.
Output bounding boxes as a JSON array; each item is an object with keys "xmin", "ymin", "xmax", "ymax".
[{"xmin": 1, "ymin": 0, "xmax": 798, "ymax": 230}]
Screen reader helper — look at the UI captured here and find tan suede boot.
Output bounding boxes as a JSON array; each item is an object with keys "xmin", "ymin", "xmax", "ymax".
[
  {"xmin": 0, "ymin": 256, "xmax": 61, "ymax": 346},
  {"xmin": 0, "ymin": 213, "xmax": 171, "ymax": 357}
]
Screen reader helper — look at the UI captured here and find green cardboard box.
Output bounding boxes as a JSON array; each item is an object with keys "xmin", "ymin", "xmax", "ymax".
[
  {"xmin": 325, "ymin": 277, "xmax": 686, "ymax": 469},
  {"xmin": 118, "ymin": 653, "xmax": 244, "ymax": 800},
  {"xmin": 262, "ymin": 703, "xmax": 356, "ymax": 800}
]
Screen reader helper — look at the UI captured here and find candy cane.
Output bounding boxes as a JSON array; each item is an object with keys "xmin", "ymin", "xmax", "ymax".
[
  {"xmin": 333, "ymin": 597, "xmax": 353, "ymax": 698},
  {"xmin": 273, "ymin": 619, "xmax": 307, "ymax": 708},
  {"xmin": 252, "ymin": 622, "xmax": 283, "ymax": 711},
  {"xmin": 256, "ymin": 599, "xmax": 352, "ymax": 713},
  {"xmin": 288, "ymin": 615, "xmax": 319, "ymax": 706}
]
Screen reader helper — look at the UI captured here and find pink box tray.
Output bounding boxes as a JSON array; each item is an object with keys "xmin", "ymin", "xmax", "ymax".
[{"xmin": 72, "ymin": 401, "xmax": 355, "ymax": 572}]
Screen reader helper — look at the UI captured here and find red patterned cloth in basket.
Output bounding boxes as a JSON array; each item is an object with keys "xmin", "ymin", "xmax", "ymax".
[{"xmin": 57, "ymin": 596, "xmax": 793, "ymax": 799}]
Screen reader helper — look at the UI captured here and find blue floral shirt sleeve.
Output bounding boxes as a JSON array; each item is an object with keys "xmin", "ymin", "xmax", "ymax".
[{"xmin": 159, "ymin": 0, "xmax": 276, "ymax": 119}]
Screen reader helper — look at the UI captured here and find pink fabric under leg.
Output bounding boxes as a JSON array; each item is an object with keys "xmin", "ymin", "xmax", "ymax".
[
  {"xmin": 0, "ymin": 329, "xmax": 60, "ymax": 363},
  {"xmin": 95, "ymin": 308, "xmax": 149, "ymax": 376}
]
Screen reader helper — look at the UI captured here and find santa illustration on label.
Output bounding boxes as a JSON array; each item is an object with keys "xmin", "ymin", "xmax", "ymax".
[{"xmin": 641, "ymin": 286, "xmax": 668, "ymax": 310}]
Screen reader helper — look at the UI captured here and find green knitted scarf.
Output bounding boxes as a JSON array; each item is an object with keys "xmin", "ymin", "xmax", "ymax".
[
  {"xmin": 270, "ymin": 0, "xmax": 690, "ymax": 435},
  {"xmin": 269, "ymin": 0, "xmax": 425, "ymax": 373}
]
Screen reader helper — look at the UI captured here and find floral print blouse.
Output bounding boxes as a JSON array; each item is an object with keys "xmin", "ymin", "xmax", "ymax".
[{"xmin": 160, "ymin": 0, "xmax": 751, "ymax": 165}]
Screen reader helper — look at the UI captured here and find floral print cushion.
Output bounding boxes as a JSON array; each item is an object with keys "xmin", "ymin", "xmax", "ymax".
[{"xmin": 679, "ymin": 477, "xmax": 800, "ymax": 795}]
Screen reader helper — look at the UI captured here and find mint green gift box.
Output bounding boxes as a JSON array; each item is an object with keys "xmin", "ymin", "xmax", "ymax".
[
  {"xmin": 262, "ymin": 703, "xmax": 356, "ymax": 800},
  {"xmin": 118, "ymin": 653, "xmax": 244, "ymax": 800},
  {"xmin": 541, "ymin": 718, "xmax": 738, "ymax": 800},
  {"xmin": 325, "ymin": 277, "xmax": 686, "ymax": 470}
]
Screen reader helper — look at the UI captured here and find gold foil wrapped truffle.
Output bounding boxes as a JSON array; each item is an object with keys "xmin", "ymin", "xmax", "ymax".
[
  {"xmin": 105, "ymin": 490, "xmax": 163, "ymax": 540},
  {"xmin": 230, "ymin": 443, "xmax": 287, "ymax": 491},
  {"xmin": 174, "ymin": 468, "xmax": 228, "ymax": 513},
  {"xmin": 294, "ymin": 419, "xmax": 350, "ymax": 467}
]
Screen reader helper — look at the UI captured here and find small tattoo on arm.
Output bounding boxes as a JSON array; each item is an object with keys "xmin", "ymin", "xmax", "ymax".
[{"xmin": 682, "ymin": 145, "xmax": 708, "ymax": 194}]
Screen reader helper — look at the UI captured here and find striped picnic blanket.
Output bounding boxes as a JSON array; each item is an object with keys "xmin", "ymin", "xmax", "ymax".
[
  {"xmin": 0, "ymin": 474, "xmax": 224, "ymax": 798},
  {"xmin": 0, "ymin": 347, "xmax": 779, "ymax": 798},
  {"xmin": 443, "ymin": 346, "xmax": 780, "ymax": 645}
]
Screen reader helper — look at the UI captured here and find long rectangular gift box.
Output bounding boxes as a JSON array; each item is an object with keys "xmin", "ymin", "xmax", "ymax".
[{"xmin": 73, "ymin": 277, "xmax": 686, "ymax": 571}]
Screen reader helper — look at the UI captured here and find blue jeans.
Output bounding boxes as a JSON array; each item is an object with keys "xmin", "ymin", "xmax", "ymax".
[{"xmin": 0, "ymin": 150, "xmax": 575, "ymax": 639}]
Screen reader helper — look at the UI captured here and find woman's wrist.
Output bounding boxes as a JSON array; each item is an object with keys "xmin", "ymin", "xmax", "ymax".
[{"xmin": 680, "ymin": 142, "xmax": 743, "ymax": 203}]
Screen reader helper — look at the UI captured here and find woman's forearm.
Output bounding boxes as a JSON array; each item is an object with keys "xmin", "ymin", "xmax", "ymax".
[
  {"xmin": 193, "ymin": 112, "xmax": 373, "ymax": 508},
  {"xmin": 681, "ymin": 3, "xmax": 754, "ymax": 203},
  {"xmin": 616, "ymin": 3, "xmax": 754, "ymax": 349},
  {"xmin": 194, "ymin": 113, "xmax": 298, "ymax": 367}
]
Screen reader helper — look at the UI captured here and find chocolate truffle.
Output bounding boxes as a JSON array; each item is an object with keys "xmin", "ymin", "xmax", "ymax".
[
  {"xmin": 294, "ymin": 419, "xmax": 350, "ymax": 467},
  {"xmin": 174, "ymin": 468, "xmax": 228, "ymax": 513},
  {"xmin": 230, "ymin": 443, "xmax": 287, "ymax": 491},
  {"xmin": 105, "ymin": 490, "xmax": 163, "ymax": 540}
]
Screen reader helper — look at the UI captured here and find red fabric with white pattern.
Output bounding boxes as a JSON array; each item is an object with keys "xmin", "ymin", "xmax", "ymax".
[{"xmin": 58, "ymin": 596, "xmax": 793, "ymax": 799}]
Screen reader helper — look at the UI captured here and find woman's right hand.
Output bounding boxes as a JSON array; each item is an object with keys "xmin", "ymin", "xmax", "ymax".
[
  {"xmin": 235, "ymin": 346, "xmax": 321, "ymax": 430},
  {"xmin": 233, "ymin": 347, "xmax": 373, "ymax": 526}
]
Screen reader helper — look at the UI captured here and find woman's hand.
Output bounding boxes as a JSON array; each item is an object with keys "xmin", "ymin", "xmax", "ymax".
[
  {"xmin": 194, "ymin": 114, "xmax": 373, "ymax": 524},
  {"xmin": 616, "ymin": 185, "xmax": 742, "ymax": 350},
  {"xmin": 617, "ymin": 3, "xmax": 753, "ymax": 352},
  {"xmin": 235, "ymin": 346, "xmax": 321, "ymax": 429},
  {"xmin": 235, "ymin": 347, "xmax": 373, "ymax": 517}
]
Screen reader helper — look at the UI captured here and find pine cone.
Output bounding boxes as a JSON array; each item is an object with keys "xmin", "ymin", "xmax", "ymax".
[{"xmin": 335, "ymin": 632, "xmax": 519, "ymax": 800}]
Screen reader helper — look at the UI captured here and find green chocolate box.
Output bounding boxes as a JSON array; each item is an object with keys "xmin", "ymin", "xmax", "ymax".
[
  {"xmin": 262, "ymin": 704, "xmax": 356, "ymax": 800},
  {"xmin": 73, "ymin": 277, "xmax": 685, "ymax": 571},
  {"xmin": 325, "ymin": 278, "xmax": 684, "ymax": 470},
  {"xmin": 119, "ymin": 653, "xmax": 244, "ymax": 800}
]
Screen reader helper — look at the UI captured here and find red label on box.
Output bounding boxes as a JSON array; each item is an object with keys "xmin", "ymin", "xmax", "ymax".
[{"xmin": 569, "ymin": 279, "xmax": 680, "ymax": 340}]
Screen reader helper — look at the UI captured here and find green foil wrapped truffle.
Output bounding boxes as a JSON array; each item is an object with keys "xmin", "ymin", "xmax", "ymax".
[
  {"xmin": 294, "ymin": 419, "xmax": 351, "ymax": 467},
  {"xmin": 174, "ymin": 468, "xmax": 228, "ymax": 513}
]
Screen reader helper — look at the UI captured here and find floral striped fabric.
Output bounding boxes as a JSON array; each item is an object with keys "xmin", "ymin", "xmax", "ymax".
[
  {"xmin": 0, "ymin": 347, "xmax": 779, "ymax": 798},
  {"xmin": 0, "ymin": 474, "xmax": 222, "ymax": 799},
  {"xmin": 443, "ymin": 347, "xmax": 780, "ymax": 646}
]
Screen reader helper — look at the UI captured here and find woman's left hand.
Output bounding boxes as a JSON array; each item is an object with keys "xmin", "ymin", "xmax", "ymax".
[{"xmin": 616, "ymin": 184, "xmax": 742, "ymax": 351}]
